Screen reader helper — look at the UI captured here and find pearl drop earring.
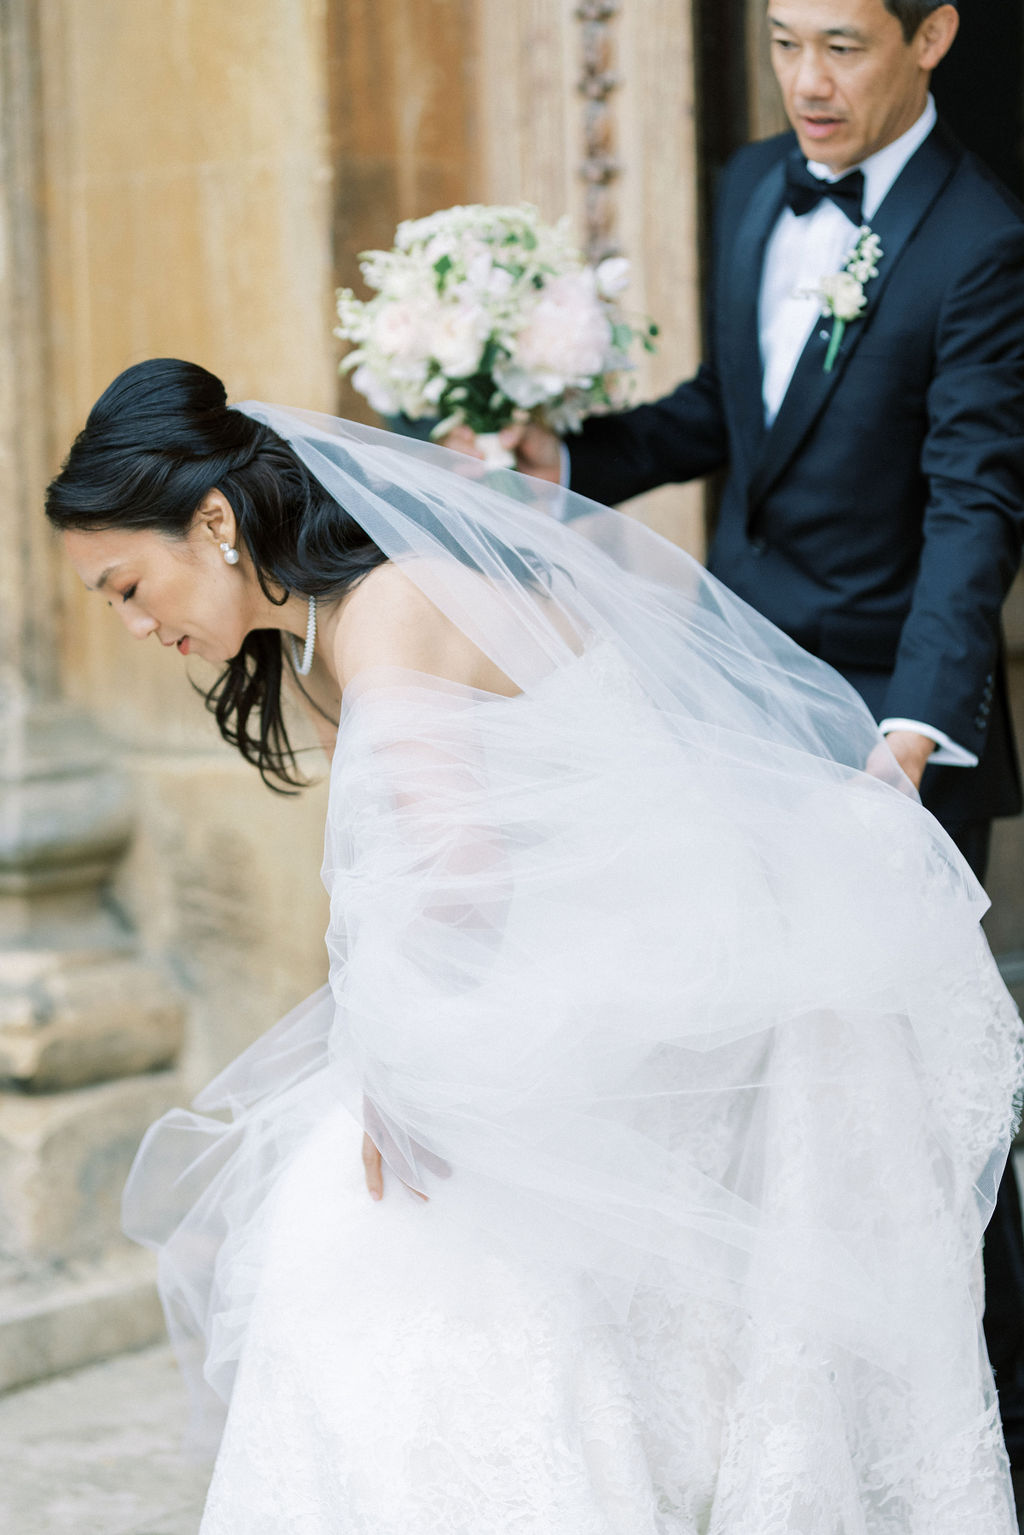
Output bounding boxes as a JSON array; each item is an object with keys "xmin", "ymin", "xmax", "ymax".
[{"xmin": 220, "ymin": 542, "xmax": 240, "ymax": 566}]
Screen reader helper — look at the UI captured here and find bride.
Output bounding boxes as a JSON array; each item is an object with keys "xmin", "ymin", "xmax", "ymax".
[{"xmin": 49, "ymin": 358, "xmax": 1021, "ymax": 1533}]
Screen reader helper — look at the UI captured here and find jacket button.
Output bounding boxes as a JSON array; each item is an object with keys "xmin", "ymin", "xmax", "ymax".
[{"xmin": 750, "ymin": 538, "xmax": 767, "ymax": 556}]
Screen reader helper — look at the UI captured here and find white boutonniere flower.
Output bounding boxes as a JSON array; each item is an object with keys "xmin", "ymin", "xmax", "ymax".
[{"xmin": 811, "ymin": 226, "xmax": 884, "ymax": 373}]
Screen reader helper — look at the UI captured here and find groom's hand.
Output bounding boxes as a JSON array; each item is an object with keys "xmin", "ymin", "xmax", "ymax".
[
  {"xmin": 883, "ymin": 730, "xmax": 937, "ymax": 791},
  {"xmin": 441, "ymin": 422, "xmax": 563, "ymax": 483}
]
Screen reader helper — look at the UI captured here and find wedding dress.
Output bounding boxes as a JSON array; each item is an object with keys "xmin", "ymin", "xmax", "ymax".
[{"xmin": 124, "ymin": 408, "xmax": 1023, "ymax": 1533}]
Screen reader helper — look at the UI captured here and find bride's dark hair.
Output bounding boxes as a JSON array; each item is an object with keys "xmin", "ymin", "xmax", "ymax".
[{"xmin": 45, "ymin": 358, "xmax": 388, "ymax": 790}]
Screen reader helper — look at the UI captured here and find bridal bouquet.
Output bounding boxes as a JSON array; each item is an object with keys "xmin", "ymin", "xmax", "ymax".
[{"xmin": 335, "ymin": 203, "xmax": 656, "ymax": 464}]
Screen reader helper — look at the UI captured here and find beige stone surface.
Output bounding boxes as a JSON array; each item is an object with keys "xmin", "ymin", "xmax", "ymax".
[
  {"xmin": 0, "ymin": 955, "xmax": 185, "ymax": 1090},
  {"xmin": 40, "ymin": 0, "xmax": 337, "ymax": 745},
  {"xmin": 0, "ymin": 1247, "xmax": 165, "ymax": 1394},
  {"xmin": 473, "ymin": 1, "xmax": 705, "ymax": 555},
  {"xmin": 33, "ymin": 0, "xmax": 339, "ymax": 1102},
  {"xmin": 112, "ymin": 748, "xmax": 331, "ymax": 1086},
  {"xmin": 0, "ymin": 1344, "xmax": 211, "ymax": 1535},
  {"xmin": 0, "ymin": 1071, "xmax": 183, "ymax": 1259}
]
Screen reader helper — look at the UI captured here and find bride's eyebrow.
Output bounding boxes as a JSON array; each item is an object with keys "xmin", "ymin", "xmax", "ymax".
[{"xmin": 85, "ymin": 565, "xmax": 118, "ymax": 593}]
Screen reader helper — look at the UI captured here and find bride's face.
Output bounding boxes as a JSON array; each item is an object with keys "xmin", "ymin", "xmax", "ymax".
[{"xmin": 63, "ymin": 496, "xmax": 253, "ymax": 664}]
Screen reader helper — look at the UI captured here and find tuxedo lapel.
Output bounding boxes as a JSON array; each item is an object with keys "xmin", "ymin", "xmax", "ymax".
[
  {"xmin": 745, "ymin": 124, "xmax": 961, "ymax": 514},
  {"xmin": 721, "ymin": 155, "xmax": 788, "ymax": 471}
]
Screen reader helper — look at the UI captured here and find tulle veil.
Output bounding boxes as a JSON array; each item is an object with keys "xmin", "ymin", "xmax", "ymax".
[{"xmin": 123, "ymin": 404, "xmax": 1022, "ymax": 1524}]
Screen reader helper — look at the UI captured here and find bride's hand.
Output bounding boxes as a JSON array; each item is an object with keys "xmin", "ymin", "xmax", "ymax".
[
  {"xmin": 362, "ymin": 1131, "xmax": 387, "ymax": 1202},
  {"xmin": 362, "ymin": 1096, "xmax": 450, "ymax": 1201}
]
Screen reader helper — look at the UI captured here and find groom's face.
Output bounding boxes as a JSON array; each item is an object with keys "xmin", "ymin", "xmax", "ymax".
[{"xmin": 767, "ymin": 0, "xmax": 957, "ymax": 171}]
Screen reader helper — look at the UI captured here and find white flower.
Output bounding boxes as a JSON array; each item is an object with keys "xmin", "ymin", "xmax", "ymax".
[
  {"xmin": 350, "ymin": 364, "xmax": 400, "ymax": 417},
  {"xmin": 427, "ymin": 303, "xmax": 491, "ymax": 378},
  {"xmin": 336, "ymin": 202, "xmax": 655, "ymax": 428},
  {"xmin": 595, "ymin": 257, "xmax": 631, "ymax": 298},
  {"xmin": 819, "ymin": 270, "xmax": 867, "ymax": 323},
  {"xmin": 513, "ymin": 272, "xmax": 612, "ymax": 381},
  {"xmin": 371, "ymin": 300, "xmax": 428, "ymax": 362},
  {"xmin": 492, "ymin": 359, "xmax": 565, "ymax": 409}
]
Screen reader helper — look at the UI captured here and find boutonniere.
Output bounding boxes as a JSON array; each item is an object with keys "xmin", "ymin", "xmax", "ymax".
[{"xmin": 814, "ymin": 226, "xmax": 884, "ymax": 373}]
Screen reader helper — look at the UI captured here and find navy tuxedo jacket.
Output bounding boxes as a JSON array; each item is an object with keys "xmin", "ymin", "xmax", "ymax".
[{"xmin": 568, "ymin": 124, "xmax": 1024, "ymax": 823}]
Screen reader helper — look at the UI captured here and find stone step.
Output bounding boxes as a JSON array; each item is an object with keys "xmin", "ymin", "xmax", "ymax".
[
  {"xmin": 0, "ymin": 1245, "xmax": 165, "ymax": 1394},
  {"xmin": 0, "ymin": 1343, "xmax": 210, "ymax": 1535},
  {"xmin": 0, "ymin": 953, "xmax": 186, "ymax": 1090},
  {"xmin": 0, "ymin": 1068, "xmax": 183, "ymax": 1259}
]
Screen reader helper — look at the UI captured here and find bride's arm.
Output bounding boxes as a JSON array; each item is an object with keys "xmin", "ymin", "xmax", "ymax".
[{"xmin": 331, "ymin": 564, "xmax": 515, "ymax": 1201}]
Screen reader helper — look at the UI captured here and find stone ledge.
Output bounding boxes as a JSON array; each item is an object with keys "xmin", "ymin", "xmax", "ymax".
[
  {"xmin": 0, "ymin": 1069, "xmax": 183, "ymax": 1258},
  {"xmin": 0, "ymin": 955, "xmax": 186, "ymax": 1090},
  {"xmin": 0, "ymin": 1246, "xmax": 165, "ymax": 1393}
]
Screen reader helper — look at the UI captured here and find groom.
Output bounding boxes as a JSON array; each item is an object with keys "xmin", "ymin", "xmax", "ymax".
[{"xmin": 478, "ymin": 0, "xmax": 1024, "ymax": 1464}]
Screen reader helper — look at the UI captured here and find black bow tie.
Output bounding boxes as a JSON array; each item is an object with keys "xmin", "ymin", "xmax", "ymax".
[{"xmin": 784, "ymin": 153, "xmax": 865, "ymax": 225}]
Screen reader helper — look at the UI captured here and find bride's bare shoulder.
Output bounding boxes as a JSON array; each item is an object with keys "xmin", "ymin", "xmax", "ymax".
[{"xmin": 332, "ymin": 559, "xmax": 507, "ymax": 692}]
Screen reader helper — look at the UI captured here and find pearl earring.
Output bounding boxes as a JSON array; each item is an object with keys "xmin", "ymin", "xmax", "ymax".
[{"xmin": 220, "ymin": 542, "xmax": 240, "ymax": 566}]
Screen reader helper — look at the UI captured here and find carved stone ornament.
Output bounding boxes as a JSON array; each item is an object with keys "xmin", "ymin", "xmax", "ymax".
[{"xmin": 576, "ymin": 1, "xmax": 621, "ymax": 263}]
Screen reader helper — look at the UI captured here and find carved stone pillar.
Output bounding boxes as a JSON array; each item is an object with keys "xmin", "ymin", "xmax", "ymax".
[
  {"xmin": 576, "ymin": 1, "xmax": 621, "ymax": 264},
  {"xmin": 0, "ymin": 0, "xmax": 185, "ymax": 1392}
]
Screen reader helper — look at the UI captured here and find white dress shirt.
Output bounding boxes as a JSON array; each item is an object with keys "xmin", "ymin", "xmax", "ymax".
[
  {"xmin": 759, "ymin": 97, "xmax": 937, "ymax": 426},
  {"xmin": 757, "ymin": 97, "xmax": 975, "ymax": 767}
]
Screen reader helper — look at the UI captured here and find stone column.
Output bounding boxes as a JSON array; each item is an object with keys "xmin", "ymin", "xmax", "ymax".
[{"xmin": 0, "ymin": 0, "xmax": 185, "ymax": 1393}]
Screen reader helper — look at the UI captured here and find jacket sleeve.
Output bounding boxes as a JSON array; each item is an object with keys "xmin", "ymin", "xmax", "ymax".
[
  {"xmin": 563, "ymin": 150, "xmax": 751, "ymax": 508},
  {"xmin": 565, "ymin": 364, "xmax": 731, "ymax": 507},
  {"xmin": 882, "ymin": 223, "xmax": 1024, "ymax": 755}
]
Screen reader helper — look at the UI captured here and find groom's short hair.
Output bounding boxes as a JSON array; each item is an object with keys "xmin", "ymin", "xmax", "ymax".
[{"xmin": 884, "ymin": 0, "xmax": 956, "ymax": 43}]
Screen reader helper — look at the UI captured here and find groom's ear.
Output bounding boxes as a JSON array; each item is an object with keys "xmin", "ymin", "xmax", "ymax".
[{"xmin": 914, "ymin": 5, "xmax": 959, "ymax": 71}]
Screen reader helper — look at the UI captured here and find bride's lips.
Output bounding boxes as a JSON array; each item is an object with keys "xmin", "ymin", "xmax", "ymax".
[{"xmin": 177, "ymin": 636, "xmax": 190, "ymax": 655}]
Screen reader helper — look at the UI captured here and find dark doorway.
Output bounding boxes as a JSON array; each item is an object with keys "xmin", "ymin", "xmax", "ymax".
[
  {"xmin": 691, "ymin": 0, "xmax": 750, "ymax": 287},
  {"xmin": 933, "ymin": 1, "xmax": 1024, "ymax": 200}
]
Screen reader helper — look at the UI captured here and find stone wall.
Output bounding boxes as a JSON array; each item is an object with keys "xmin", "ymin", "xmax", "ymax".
[
  {"xmin": 41, "ymin": 0, "xmax": 340, "ymax": 1083},
  {"xmin": 0, "ymin": 0, "xmax": 705, "ymax": 1389},
  {"xmin": 329, "ymin": 0, "xmax": 705, "ymax": 552},
  {"xmin": 3, "ymin": 0, "xmax": 1020, "ymax": 1396}
]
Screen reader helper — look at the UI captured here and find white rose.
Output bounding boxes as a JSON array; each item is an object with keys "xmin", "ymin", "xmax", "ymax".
[
  {"xmin": 820, "ymin": 271, "xmax": 866, "ymax": 323},
  {"xmin": 351, "ymin": 364, "xmax": 400, "ymax": 417},
  {"xmin": 595, "ymin": 256, "xmax": 631, "ymax": 298},
  {"xmin": 372, "ymin": 301, "xmax": 427, "ymax": 362},
  {"xmin": 428, "ymin": 303, "xmax": 490, "ymax": 378},
  {"xmin": 512, "ymin": 272, "xmax": 612, "ymax": 382},
  {"xmin": 492, "ymin": 358, "xmax": 565, "ymax": 409}
]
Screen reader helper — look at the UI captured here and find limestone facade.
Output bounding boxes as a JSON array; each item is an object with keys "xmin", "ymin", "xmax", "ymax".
[
  {"xmin": 0, "ymin": 0, "xmax": 705, "ymax": 1390},
  {"xmin": 0, "ymin": 0, "xmax": 1021, "ymax": 1394}
]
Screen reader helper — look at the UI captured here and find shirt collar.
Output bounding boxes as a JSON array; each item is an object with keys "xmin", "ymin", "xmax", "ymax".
[{"xmin": 808, "ymin": 95, "xmax": 938, "ymax": 221}]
